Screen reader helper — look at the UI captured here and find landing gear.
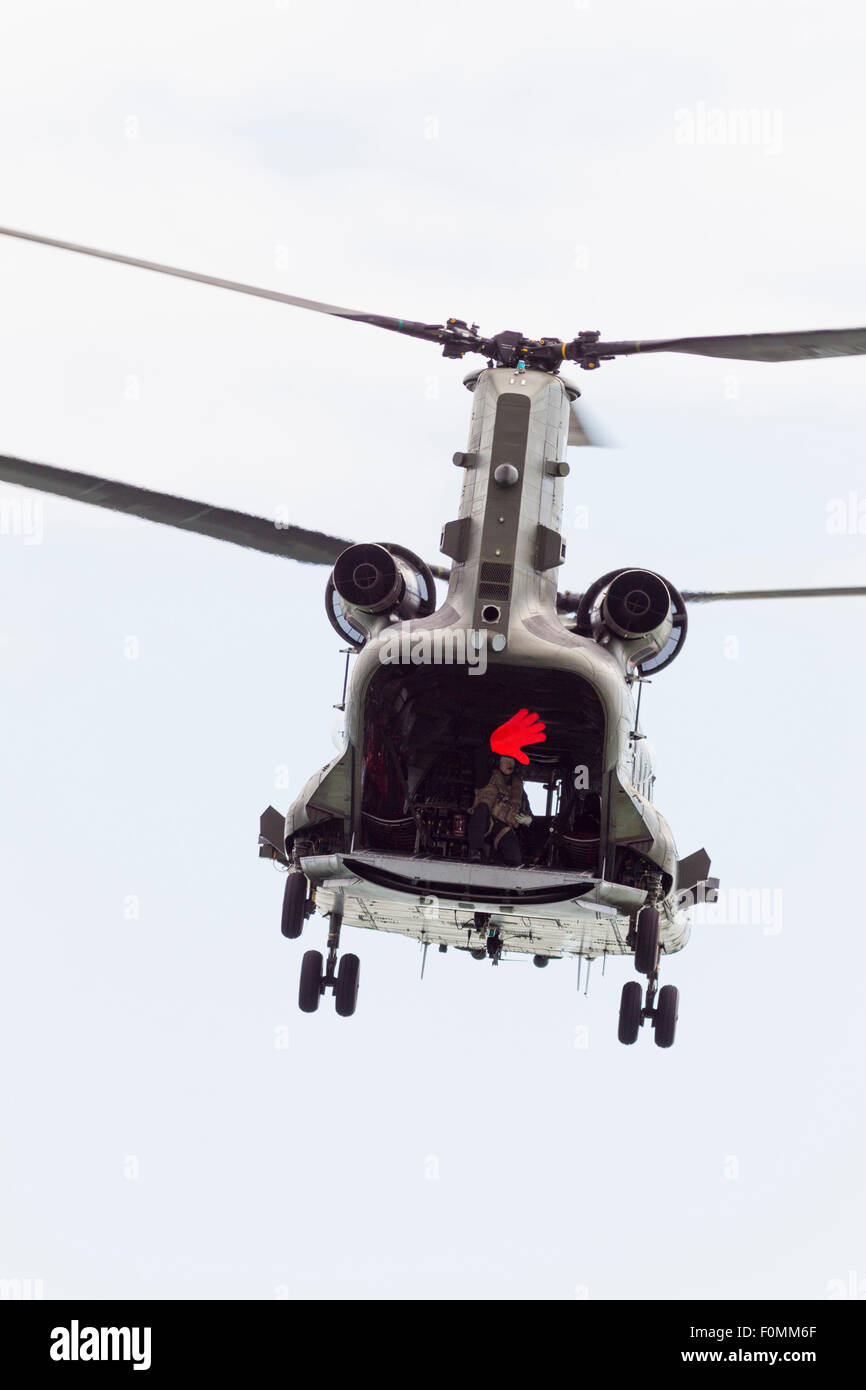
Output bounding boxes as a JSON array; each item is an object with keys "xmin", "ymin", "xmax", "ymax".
[
  {"xmin": 618, "ymin": 980, "xmax": 642, "ymax": 1044},
  {"xmin": 653, "ymin": 984, "xmax": 679, "ymax": 1049},
  {"xmin": 296, "ymin": 901, "xmax": 361, "ymax": 1018},
  {"xmin": 634, "ymin": 905, "xmax": 660, "ymax": 975},
  {"xmin": 281, "ymin": 871, "xmax": 310, "ymax": 939},
  {"xmin": 299, "ymin": 949, "xmax": 324, "ymax": 1012},
  {"xmin": 617, "ymin": 968, "xmax": 680, "ymax": 1048},
  {"xmin": 621, "ymin": 877, "xmax": 679, "ymax": 1046},
  {"xmin": 335, "ymin": 953, "xmax": 361, "ymax": 1017}
]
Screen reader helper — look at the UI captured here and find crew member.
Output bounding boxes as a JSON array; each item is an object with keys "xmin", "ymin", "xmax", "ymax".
[{"xmin": 467, "ymin": 755, "xmax": 532, "ymax": 866}]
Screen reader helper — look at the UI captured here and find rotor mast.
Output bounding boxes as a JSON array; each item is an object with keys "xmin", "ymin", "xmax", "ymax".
[{"xmin": 439, "ymin": 365, "xmax": 571, "ymax": 642}]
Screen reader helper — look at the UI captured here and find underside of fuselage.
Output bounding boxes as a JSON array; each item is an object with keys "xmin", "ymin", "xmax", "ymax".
[{"xmin": 296, "ymin": 848, "xmax": 689, "ymax": 963}]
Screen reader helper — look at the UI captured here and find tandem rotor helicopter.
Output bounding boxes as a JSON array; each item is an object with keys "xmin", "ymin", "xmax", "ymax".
[{"xmin": 2, "ymin": 226, "xmax": 865, "ymax": 1049}]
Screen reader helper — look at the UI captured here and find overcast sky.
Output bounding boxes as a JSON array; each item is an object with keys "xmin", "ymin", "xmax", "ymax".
[{"xmin": 1, "ymin": 0, "xmax": 865, "ymax": 1300}]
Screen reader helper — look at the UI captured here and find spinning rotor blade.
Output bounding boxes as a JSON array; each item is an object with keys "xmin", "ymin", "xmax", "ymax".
[
  {"xmin": 680, "ymin": 585, "xmax": 866, "ymax": 603},
  {"xmin": 0, "ymin": 452, "xmax": 451, "ymax": 579},
  {"xmin": 567, "ymin": 402, "xmax": 607, "ymax": 447},
  {"xmin": 6, "ymin": 226, "xmax": 866, "ymax": 373},
  {"xmin": 0, "ymin": 453, "xmax": 353, "ymax": 565},
  {"xmin": 593, "ymin": 328, "xmax": 866, "ymax": 364},
  {"xmin": 557, "ymin": 583, "xmax": 866, "ymax": 612},
  {"xmin": 0, "ymin": 225, "xmax": 449, "ymax": 347}
]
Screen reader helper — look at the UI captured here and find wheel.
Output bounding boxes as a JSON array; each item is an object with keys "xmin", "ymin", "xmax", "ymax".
[
  {"xmin": 618, "ymin": 980, "xmax": 643, "ymax": 1045},
  {"xmin": 634, "ymin": 906, "xmax": 660, "ymax": 975},
  {"xmin": 654, "ymin": 984, "xmax": 679, "ymax": 1048},
  {"xmin": 281, "ymin": 872, "xmax": 308, "ymax": 939},
  {"xmin": 532, "ymin": 954, "xmax": 549, "ymax": 968},
  {"xmin": 335, "ymin": 953, "xmax": 360, "ymax": 1017},
  {"xmin": 298, "ymin": 950, "xmax": 323, "ymax": 1013},
  {"xmin": 469, "ymin": 948, "xmax": 486, "ymax": 960}
]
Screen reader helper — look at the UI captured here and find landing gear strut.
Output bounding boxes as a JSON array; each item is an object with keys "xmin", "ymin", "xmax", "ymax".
[
  {"xmin": 619, "ymin": 874, "xmax": 679, "ymax": 1047},
  {"xmin": 297, "ymin": 899, "xmax": 361, "ymax": 1018}
]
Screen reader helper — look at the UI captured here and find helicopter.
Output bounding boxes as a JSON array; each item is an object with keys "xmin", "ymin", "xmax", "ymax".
[{"xmin": 2, "ymin": 225, "xmax": 865, "ymax": 1049}]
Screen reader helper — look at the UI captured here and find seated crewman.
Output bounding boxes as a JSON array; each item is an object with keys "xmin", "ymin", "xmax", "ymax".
[{"xmin": 467, "ymin": 755, "xmax": 532, "ymax": 866}]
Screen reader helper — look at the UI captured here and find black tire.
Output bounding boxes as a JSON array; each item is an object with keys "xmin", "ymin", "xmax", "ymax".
[
  {"xmin": 298, "ymin": 950, "xmax": 323, "ymax": 1013},
  {"xmin": 618, "ymin": 980, "xmax": 643, "ymax": 1045},
  {"xmin": 469, "ymin": 948, "xmax": 486, "ymax": 960},
  {"xmin": 634, "ymin": 906, "xmax": 660, "ymax": 976},
  {"xmin": 654, "ymin": 984, "xmax": 679, "ymax": 1048},
  {"xmin": 335, "ymin": 953, "xmax": 360, "ymax": 1017},
  {"xmin": 281, "ymin": 873, "xmax": 308, "ymax": 939}
]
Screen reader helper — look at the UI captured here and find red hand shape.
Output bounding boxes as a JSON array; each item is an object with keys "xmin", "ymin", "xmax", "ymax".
[{"xmin": 490, "ymin": 709, "xmax": 547, "ymax": 765}]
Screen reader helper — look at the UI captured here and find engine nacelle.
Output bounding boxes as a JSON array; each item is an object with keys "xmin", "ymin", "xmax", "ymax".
[
  {"xmin": 601, "ymin": 569, "xmax": 671, "ymax": 641},
  {"xmin": 576, "ymin": 567, "xmax": 688, "ymax": 674},
  {"xmin": 326, "ymin": 542, "xmax": 437, "ymax": 646}
]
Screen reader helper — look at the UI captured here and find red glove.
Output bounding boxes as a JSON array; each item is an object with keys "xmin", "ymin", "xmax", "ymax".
[{"xmin": 490, "ymin": 709, "xmax": 546, "ymax": 765}]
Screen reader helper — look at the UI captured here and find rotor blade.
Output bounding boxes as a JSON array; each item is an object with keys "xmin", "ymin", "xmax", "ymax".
[
  {"xmin": 681, "ymin": 585, "xmax": 866, "ymax": 603},
  {"xmin": 0, "ymin": 225, "xmax": 448, "ymax": 346},
  {"xmin": 557, "ymin": 583, "xmax": 866, "ymax": 612},
  {"xmin": 593, "ymin": 328, "xmax": 866, "ymax": 364},
  {"xmin": 0, "ymin": 451, "xmax": 451, "ymax": 580},
  {"xmin": 567, "ymin": 401, "xmax": 608, "ymax": 447},
  {"xmin": 0, "ymin": 453, "xmax": 353, "ymax": 565}
]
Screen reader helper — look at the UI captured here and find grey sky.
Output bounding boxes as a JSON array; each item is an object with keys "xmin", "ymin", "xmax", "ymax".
[{"xmin": 0, "ymin": 0, "xmax": 864, "ymax": 1299}]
